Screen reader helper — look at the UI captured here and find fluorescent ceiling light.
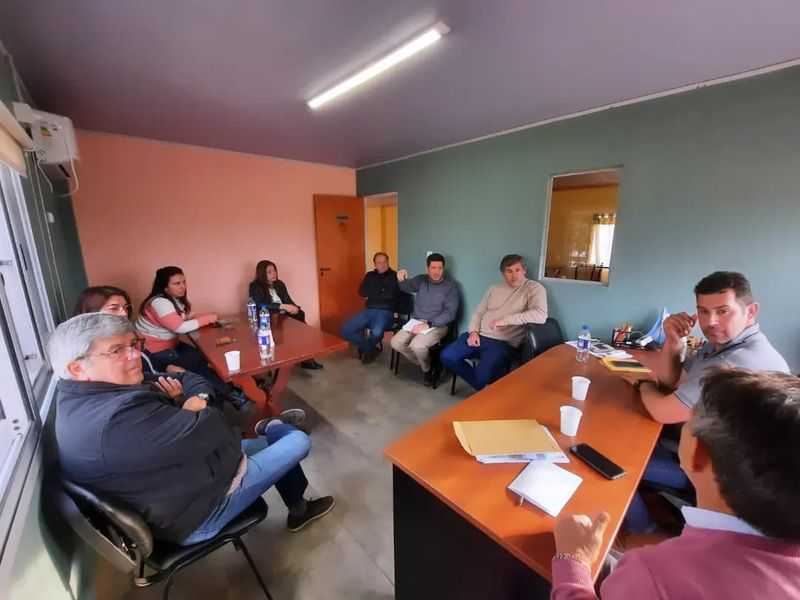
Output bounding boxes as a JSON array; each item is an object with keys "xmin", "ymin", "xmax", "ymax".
[{"xmin": 307, "ymin": 22, "xmax": 449, "ymax": 110}]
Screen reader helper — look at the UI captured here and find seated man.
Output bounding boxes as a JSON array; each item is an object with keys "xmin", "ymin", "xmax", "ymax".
[
  {"xmin": 390, "ymin": 253, "xmax": 459, "ymax": 386},
  {"xmin": 340, "ymin": 252, "xmax": 399, "ymax": 364},
  {"xmin": 51, "ymin": 313, "xmax": 335, "ymax": 545},
  {"xmin": 552, "ymin": 367, "xmax": 800, "ymax": 599},
  {"xmin": 624, "ymin": 270, "xmax": 789, "ymax": 532},
  {"xmin": 441, "ymin": 254, "xmax": 547, "ymax": 391}
]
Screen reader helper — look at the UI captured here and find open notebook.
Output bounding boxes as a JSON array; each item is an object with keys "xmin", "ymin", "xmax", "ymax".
[{"xmin": 508, "ymin": 462, "xmax": 582, "ymax": 517}]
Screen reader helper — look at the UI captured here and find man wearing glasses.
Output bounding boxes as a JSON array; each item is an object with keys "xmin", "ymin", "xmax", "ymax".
[{"xmin": 50, "ymin": 313, "xmax": 335, "ymax": 544}]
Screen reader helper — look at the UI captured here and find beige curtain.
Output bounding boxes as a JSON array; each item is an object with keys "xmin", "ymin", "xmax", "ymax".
[{"xmin": 0, "ymin": 124, "xmax": 25, "ymax": 174}]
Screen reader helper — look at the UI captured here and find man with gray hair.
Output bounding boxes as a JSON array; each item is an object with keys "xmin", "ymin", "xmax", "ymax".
[
  {"xmin": 441, "ymin": 254, "xmax": 548, "ymax": 391},
  {"xmin": 52, "ymin": 313, "xmax": 335, "ymax": 544}
]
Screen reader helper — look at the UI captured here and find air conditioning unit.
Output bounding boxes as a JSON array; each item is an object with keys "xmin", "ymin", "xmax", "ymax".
[{"xmin": 12, "ymin": 103, "xmax": 79, "ymax": 180}]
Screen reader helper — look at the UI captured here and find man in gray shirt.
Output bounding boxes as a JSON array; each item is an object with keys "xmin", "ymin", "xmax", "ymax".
[
  {"xmin": 624, "ymin": 271, "xmax": 789, "ymax": 532},
  {"xmin": 391, "ymin": 253, "xmax": 460, "ymax": 386},
  {"xmin": 629, "ymin": 271, "xmax": 789, "ymax": 423}
]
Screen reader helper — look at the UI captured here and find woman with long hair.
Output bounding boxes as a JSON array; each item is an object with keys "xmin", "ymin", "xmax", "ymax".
[
  {"xmin": 248, "ymin": 260, "xmax": 323, "ymax": 369},
  {"xmin": 135, "ymin": 266, "xmax": 249, "ymax": 409},
  {"xmin": 136, "ymin": 266, "xmax": 216, "ymax": 364},
  {"xmin": 73, "ymin": 285, "xmax": 134, "ymax": 319}
]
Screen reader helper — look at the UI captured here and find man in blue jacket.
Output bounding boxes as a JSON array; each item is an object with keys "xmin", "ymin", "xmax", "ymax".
[
  {"xmin": 51, "ymin": 313, "xmax": 334, "ymax": 545},
  {"xmin": 391, "ymin": 253, "xmax": 460, "ymax": 386}
]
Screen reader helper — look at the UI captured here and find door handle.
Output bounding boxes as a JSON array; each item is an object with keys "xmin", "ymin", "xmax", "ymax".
[{"xmin": 319, "ymin": 267, "xmax": 331, "ymax": 272}]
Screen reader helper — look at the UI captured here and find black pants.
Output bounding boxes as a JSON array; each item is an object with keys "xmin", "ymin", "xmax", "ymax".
[
  {"xmin": 147, "ymin": 342, "xmax": 232, "ymax": 397},
  {"xmin": 287, "ymin": 309, "xmax": 306, "ymax": 323}
]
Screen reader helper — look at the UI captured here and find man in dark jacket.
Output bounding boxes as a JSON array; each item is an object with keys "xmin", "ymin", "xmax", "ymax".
[
  {"xmin": 391, "ymin": 253, "xmax": 460, "ymax": 386},
  {"xmin": 340, "ymin": 252, "xmax": 399, "ymax": 364},
  {"xmin": 51, "ymin": 313, "xmax": 335, "ymax": 544}
]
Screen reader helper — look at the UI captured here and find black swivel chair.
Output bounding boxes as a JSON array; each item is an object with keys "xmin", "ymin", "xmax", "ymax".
[
  {"xmin": 387, "ymin": 292, "xmax": 415, "ymax": 370},
  {"xmin": 450, "ymin": 317, "xmax": 565, "ymax": 395},
  {"xmin": 54, "ymin": 480, "xmax": 274, "ymax": 600},
  {"xmin": 392, "ymin": 319, "xmax": 458, "ymax": 389},
  {"xmin": 519, "ymin": 317, "xmax": 565, "ymax": 364}
]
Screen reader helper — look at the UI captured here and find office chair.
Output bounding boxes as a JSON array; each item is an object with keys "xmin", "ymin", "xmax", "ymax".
[
  {"xmin": 450, "ymin": 318, "xmax": 565, "ymax": 395},
  {"xmin": 54, "ymin": 479, "xmax": 274, "ymax": 600},
  {"xmin": 386, "ymin": 292, "xmax": 415, "ymax": 369},
  {"xmin": 393, "ymin": 320, "xmax": 458, "ymax": 389}
]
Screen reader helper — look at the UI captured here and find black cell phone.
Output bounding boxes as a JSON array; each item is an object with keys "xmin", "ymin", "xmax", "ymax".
[{"xmin": 570, "ymin": 444, "xmax": 626, "ymax": 480}]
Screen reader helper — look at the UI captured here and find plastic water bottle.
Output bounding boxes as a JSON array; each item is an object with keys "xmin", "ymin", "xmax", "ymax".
[
  {"xmin": 246, "ymin": 297, "xmax": 257, "ymax": 324},
  {"xmin": 258, "ymin": 324, "xmax": 272, "ymax": 360},
  {"xmin": 257, "ymin": 306, "xmax": 274, "ymax": 359},
  {"xmin": 576, "ymin": 325, "xmax": 591, "ymax": 363},
  {"xmin": 258, "ymin": 305, "xmax": 270, "ymax": 330}
]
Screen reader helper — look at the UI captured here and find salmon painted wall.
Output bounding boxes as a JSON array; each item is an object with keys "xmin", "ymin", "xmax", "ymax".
[{"xmin": 72, "ymin": 130, "xmax": 355, "ymax": 326}]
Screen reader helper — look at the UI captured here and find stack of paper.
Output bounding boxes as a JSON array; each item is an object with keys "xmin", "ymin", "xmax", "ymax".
[
  {"xmin": 566, "ymin": 340, "xmax": 631, "ymax": 359},
  {"xmin": 453, "ymin": 419, "xmax": 569, "ymax": 464},
  {"xmin": 508, "ymin": 462, "xmax": 583, "ymax": 517},
  {"xmin": 401, "ymin": 318, "xmax": 433, "ymax": 335}
]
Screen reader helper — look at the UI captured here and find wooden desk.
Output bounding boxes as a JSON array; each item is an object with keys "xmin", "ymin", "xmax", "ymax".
[
  {"xmin": 384, "ymin": 345, "xmax": 662, "ymax": 599},
  {"xmin": 189, "ymin": 314, "xmax": 347, "ymax": 424}
]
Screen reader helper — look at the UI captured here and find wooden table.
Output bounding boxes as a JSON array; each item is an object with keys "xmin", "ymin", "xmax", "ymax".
[
  {"xmin": 384, "ymin": 345, "xmax": 662, "ymax": 600},
  {"xmin": 189, "ymin": 314, "xmax": 348, "ymax": 425}
]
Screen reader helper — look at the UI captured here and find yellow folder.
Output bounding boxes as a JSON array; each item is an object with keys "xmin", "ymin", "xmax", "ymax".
[{"xmin": 453, "ymin": 419, "xmax": 563, "ymax": 462}]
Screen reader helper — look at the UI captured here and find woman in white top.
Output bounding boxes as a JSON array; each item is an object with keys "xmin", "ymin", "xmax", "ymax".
[{"xmin": 248, "ymin": 260, "xmax": 322, "ymax": 369}]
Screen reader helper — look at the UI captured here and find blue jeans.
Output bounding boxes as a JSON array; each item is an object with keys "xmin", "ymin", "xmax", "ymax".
[
  {"xmin": 625, "ymin": 444, "xmax": 691, "ymax": 533},
  {"xmin": 180, "ymin": 423, "xmax": 310, "ymax": 545},
  {"xmin": 340, "ymin": 308, "xmax": 394, "ymax": 355},
  {"xmin": 441, "ymin": 333, "xmax": 513, "ymax": 391}
]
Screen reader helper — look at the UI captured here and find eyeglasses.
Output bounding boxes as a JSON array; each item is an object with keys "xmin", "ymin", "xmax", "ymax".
[{"xmin": 82, "ymin": 337, "xmax": 144, "ymax": 361}]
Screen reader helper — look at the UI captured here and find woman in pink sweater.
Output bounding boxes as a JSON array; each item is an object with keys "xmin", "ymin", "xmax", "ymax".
[
  {"xmin": 135, "ymin": 266, "xmax": 249, "ymax": 409},
  {"xmin": 136, "ymin": 266, "xmax": 217, "ymax": 362},
  {"xmin": 552, "ymin": 367, "xmax": 800, "ymax": 599}
]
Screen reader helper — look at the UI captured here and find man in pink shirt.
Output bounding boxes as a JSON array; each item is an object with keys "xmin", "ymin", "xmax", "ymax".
[{"xmin": 551, "ymin": 367, "xmax": 800, "ymax": 599}]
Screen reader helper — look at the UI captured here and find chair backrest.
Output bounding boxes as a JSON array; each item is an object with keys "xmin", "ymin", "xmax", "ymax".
[
  {"xmin": 520, "ymin": 318, "xmax": 565, "ymax": 364},
  {"xmin": 393, "ymin": 292, "xmax": 414, "ymax": 319},
  {"xmin": 55, "ymin": 479, "xmax": 154, "ymax": 573}
]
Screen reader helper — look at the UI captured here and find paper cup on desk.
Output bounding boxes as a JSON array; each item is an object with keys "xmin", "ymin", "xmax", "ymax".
[
  {"xmin": 571, "ymin": 376, "xmax": 591, "ymax": 401},
  {"xmin": 560, "ymin": 406, "xmax": 583, "ymax": 437},
  {"xmin": 224, "ymin": 350, "xmax": 240, "ymax": 372}
]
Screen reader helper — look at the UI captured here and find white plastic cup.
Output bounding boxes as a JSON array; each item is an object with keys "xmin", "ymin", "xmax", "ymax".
[
  {"xmin": 560, "ymin": 405, "xmax": 583, "ymax": 437},
  {"xmin": 224, "ymin": 350, "xmax": 241, "ymax": 372},
  {"xmin": 571, "ymin": 376, "xmax": 591, "ymax": 401}
]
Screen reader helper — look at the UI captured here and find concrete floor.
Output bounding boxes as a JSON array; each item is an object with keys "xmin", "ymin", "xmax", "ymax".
[{"xmin": 107, "ymin": 348, "xmax": 471, "ymax": 600}]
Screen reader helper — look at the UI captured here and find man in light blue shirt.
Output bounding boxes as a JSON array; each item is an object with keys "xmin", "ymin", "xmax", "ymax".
[{"xmin": 630, "ymin": 271, "xmax": 788, "ymax": 423}]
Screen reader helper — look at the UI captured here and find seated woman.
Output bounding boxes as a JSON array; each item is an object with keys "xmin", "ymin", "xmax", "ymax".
[
  {"xmin": 73, "ymin": 285, "xmax": 178, "ymax": 375},
  {"xmin": 248, "ymin": 260, "xmax": 323, "ymax": 370},
  {"xmin": 135, "ymin": 266, "xmax": 250, "ymax": 409}
]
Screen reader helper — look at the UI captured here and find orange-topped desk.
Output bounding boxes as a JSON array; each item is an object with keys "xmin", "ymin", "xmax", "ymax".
[{"xmin": 384, "ymin": 345, "xmax": 662, "ymax": 599}]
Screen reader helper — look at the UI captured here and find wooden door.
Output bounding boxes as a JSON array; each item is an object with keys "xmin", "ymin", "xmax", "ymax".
[{"xmin": 314, "ymin": 195, "xmax": 365, "ymax": 335}]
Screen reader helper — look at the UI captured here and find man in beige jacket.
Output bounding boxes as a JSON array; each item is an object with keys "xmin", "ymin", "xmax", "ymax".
[{"xmin": 441, "ymin": 254, "xmax": 547, "ymax": 391}]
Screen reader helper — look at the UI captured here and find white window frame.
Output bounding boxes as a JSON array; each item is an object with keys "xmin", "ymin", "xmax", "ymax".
[
  {"xmin": 0, "ymin": 165, "xmax": 54, "ymax": 415},
  {"xmin": 539, "ymin": 167, "xmax": 622, "ymax": 287},
  {"xmin": 0, "ymin": 160, "xmax": 54, "ymax": 566}
]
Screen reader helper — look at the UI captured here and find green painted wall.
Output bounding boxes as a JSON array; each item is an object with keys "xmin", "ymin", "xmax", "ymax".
[{"xmin": 358, "ymin": 67, "xmax": 800, "ymax": 371}]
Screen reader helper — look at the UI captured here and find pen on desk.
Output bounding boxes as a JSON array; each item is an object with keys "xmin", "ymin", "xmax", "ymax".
[{"xmin": 518, "ymin": 494, "xmax": 524, "ymax": 507}]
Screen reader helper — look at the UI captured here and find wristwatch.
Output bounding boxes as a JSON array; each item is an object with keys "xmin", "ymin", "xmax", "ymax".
[{"xmin": 197, "ymin": 393, "xmax": 210, "ymax": 401}]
